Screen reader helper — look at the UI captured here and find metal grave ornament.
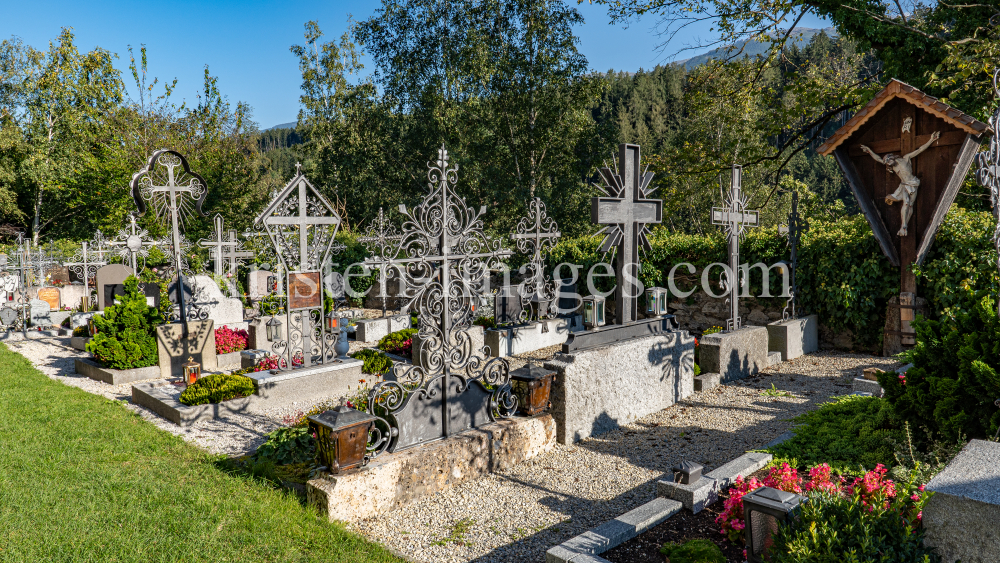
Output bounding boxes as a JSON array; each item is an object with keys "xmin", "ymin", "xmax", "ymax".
[
  {"xmin": 593, "ymin": 143, "xmax": 663, "ymax": 324},
  {"xmin": 254, "ymin": 164, "xmax": 342, "ymax": 370},
  {"xmin": 711, "ymin": 164, "xmax": 759, "ymax": 331},
  {"xmin": 107, "ymin": 212, "xmax": 163, "ymax": 273},
  {"xmin": 130, "ymin": 150, "xmax": 207, "ymax": 333},
  {"xmin": 198, "ymin": 214, "xmax": 253, "ymax": 297},
  {"xmin": 64, "ymin": 232, "xmax": 110, "ymax": 307},
  {"xmin": 512, "ymin": 197, "xmax": 561, "ymax": 320},
  {"xmin": 0, "ymin": 233, "xmax": 32, "ymax": 333},
  {"xmin": 363, "ymin": 146, "xmax": 515, "ymax": 458},
  {"xmin": 976, "ymin": 68, "xmax": 1000, "ymax": 317},
  {"xmin": 358, "ymin": 207, "xmax": 404, "ymax": 317},
  {"xmin": 779, "ymin": 191, "xmax": 808, "ymax": 320}
]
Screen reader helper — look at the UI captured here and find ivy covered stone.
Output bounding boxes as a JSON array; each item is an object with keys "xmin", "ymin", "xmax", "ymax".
[
  {"xmin": 85, "ymin": 276, "xmax": 162, "ymax": 370},
  {"xmin": 178, "ymin": 372, "xmax": 256, "ymax": 406}
]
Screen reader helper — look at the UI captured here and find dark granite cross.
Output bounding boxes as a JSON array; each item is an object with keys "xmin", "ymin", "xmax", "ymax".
[{"xmin": 592, "ymin": 144, "xmax": 662, "ymax": 324}]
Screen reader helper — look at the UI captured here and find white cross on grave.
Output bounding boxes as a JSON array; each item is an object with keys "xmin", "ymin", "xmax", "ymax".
[
  {"xmin": 108, "ymin": 214, "xmax": 160, "ymax": 273},
  {"xmin": 64, "ymin": 236, "xmax": 109, "ymax": 294},
  {"xmin": 259, "ymin": 164, "xmax": 341, "ymax": 272},
  {"xmin": 592, "ymin": 143, "xmax": 663, "ymax": 324},
  {"xmin": 358, "ymin": 207, "xmax": 404, "ymax": 317},
  {"xmin": 710, "ymin": 164, "xmax": 759, "ymax": 331},
  {"xmin": 198, "ymin": 214, "xmax": 252, "ymax": 276}
]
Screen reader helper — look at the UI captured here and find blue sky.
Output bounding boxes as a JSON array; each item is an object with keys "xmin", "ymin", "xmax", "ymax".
[{"xmin": 2, "ymin": 0, "xmax": 829, "ymax": 129}]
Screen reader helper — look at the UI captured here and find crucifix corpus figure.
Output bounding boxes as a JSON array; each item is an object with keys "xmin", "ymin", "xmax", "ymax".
[{"xmin": 859, "ymin": 130, "xmax": 940, "ymax": 236}]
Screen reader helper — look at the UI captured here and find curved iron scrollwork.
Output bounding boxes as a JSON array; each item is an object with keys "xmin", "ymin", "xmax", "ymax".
[
  {"xmin": 975, "ymin": 68, "xmax": 1000, "ymax": 317},
  {"xmin": 65, "ymin": 231, "xmax": 110, "ymax": 295},
  {"xmin": 363, "ymin": 146, "xmax": 516, "ymax": 460}
]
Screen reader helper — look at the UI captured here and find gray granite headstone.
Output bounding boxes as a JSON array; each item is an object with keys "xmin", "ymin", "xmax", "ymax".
[
  {"xmin": 95, "ymin": 264, "xmax": 133, "ymax": 311},
  {"xmin": 190, "ymin": 275, "xmax": 242, "ymax": 326},
  {"xmin": 29, "ymin": 299, "xmax": 51, "ymax": 327}
]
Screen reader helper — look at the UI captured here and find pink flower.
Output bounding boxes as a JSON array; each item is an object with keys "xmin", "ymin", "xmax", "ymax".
[
  {"xmin": 899, "ymin": 374, "xmax": 906, "ymax": 385},
  {"xmin": 918, "ymin": 485, "xmax": 925, "ymax": 491},
  {"xmin": 917, "ymin": 510, "xmax": 922, "ymax": 520},
  {"xmin": 911, "ymin": 494, "xmax": 920, "ymax": 501}
]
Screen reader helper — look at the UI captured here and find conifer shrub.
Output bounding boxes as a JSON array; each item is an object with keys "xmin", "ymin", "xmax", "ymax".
[
  {"xmin": 85, "ymin": 276, "xmax": 162, "ymax": 369},
  {"xmin": 178, "ymin": 372, "xmax": 256, "ymax": 406}
]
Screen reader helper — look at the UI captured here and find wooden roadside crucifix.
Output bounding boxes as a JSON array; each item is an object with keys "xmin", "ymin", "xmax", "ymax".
[
  {"xmin": 818, "ymin": 80, "xmax": 993, "ymax": 351},
  {"xmin": 711, "ymin": 164, "xmax": 759, "ymax": 331},
  {"xmin": 593, "ymin": 143, "xmax": 663, "ymax": 325}
]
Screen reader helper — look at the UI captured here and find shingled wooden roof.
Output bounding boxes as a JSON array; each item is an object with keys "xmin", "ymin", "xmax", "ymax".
[{"xmin": 817, "ymin": 79, "xmax": 992, "ymax": 156}]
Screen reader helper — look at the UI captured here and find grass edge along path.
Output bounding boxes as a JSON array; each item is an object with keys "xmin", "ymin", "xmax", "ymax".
[{"xmin": 0, "ymin": 343, "xmax": 406, "ymax": 563}]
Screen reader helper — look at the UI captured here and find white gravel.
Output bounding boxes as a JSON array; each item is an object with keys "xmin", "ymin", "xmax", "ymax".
[{"xmin": 4, "ymin": 331, "xmax": 902, "ymax": 563}]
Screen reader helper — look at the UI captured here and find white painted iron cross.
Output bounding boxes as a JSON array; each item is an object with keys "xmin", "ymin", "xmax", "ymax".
[
  {"xmin": 358, "ymin": 207, "xmax": 404, "ymax": 317},
  {"xmin": 593, "ymin": 143, "xmax": 663, "ymax": 324},
  {"xmin": 64, "ymin": 234, "xmax": 110, "ymax": 295},
  {"xmin": 259, "ymin": 164, "xmax": 341, "ymax": 271},
  {"xmin": 199, "ymin": 214, "xmax": 253, "ymax": 276},
  {"xmin": 711, "ymin": 164, "xmax": 759, "ymax": 331},
  {"xmin": 108, "ymin": 213, "xmax": 160, "ymax": 273}
]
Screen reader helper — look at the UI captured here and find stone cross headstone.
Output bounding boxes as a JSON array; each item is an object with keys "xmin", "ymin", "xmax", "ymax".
[
  {"xmin": 592, "ymin": 143, "xmax": 663, "ymax": 324},
  {"xmin": 95, "ymin": 264, "xmax": 134, "ymax": 311},
  {"xmin": 711, "ymin": 164, "xmax": 759, "ymax": 331}
]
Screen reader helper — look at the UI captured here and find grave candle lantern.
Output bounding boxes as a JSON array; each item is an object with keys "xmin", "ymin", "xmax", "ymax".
[
  {"xmin": 529, "ymin": 294, "xmax": 551, "ymax": 321},
  {"xmin": 182, "ymin": 356, "xmax": 201, "ymax": 386},
  {"xmin": 671, "ymin": 460, "xmax": 704, "ymax": 484},
  {"xmin": 87, "ymin": 317, "xmax": 97, "ymax": 337},
  {"xmin": 308, "ymin": 405, "xmax": 377, "ymax": 474},
  {"xmin": 645, "ymin": 287, "xmax": 669, "ymax": 316},
  {"xmin": 582, "ymin": 295, "xmax": 605, "ymax": 328},
  {"xmin": 266, "ymin": 316, "xmax": 283, "ymax": 342},
  {"xmin": 509, "ymin": 361, "xmax": 556, "ymax": 416},
  {"xmin": 742, "ymin": 486, "xmax": 806, "ymax": 563},
  {"xmin": 325, "ymin": 310, "xmax": 339, "ymax": 331}
]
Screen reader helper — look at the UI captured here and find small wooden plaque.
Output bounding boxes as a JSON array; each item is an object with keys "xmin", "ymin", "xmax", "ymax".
[
  {"xmin": 37, "ymin": 287, "xmax": 60, "ymax": 311},
  {"xmin": 288, "ymin": 272, "xmax": 322, "ymax": 309}
]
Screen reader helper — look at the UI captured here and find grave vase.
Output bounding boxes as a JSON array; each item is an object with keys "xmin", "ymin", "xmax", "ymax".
[{"xmin": 335, "ymin": 326, "xmax": 350, "ymax": 359}]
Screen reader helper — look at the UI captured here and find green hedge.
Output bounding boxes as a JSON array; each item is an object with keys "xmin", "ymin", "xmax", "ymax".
[{"xmin": 178, "ymin": 372, "xmax": 256, "ymax": 406}]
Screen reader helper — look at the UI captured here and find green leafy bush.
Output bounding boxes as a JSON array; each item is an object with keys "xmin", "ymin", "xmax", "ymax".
[
  {"xmin": 178, "ymin": 373, "xmax": 256, "ymax": 406},
  {"xmin": 253, "ymin": 426, "xmax": 315, "ymax": 465},
  {"xmin": 659, "ymin": 539, "xmax": 724, "ymax": 563},
  {"xmin": 350, "ymin": 348, "xmax": 394, "ymax": 374},
  {"xmin": 878, "ymin": 291, "xmax": 1000, "ymax": 443},
  {"xmin": 378, "ymin": 328, "xmax": 417, "ymax": 356},
  {"xmin": 85, "ymin": 276, "xmax": 162, "ymax": 369},
  {"xmin": 474, "ymin": 315, "xmax": 497, "ymax": 330},
  {"xmin": 72, "ymin": 326, "xmax": 87, "ymax": 337},
  {"xmin": 767, "ymin": 395, "xmax": 905, "ymax": 472}
]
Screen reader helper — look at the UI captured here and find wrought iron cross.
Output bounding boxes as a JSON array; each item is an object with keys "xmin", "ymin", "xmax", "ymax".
[
  {"xmin": 593, "ymin": 143, "xmax": 663, "ymax": 324},
  {"xmin": 108, "ymin": 213, "xmax": 160, "ymax": 273},
  {"xmin": 358, "ymin": 207, "xmax": 404, "ymax": 317},
  {"xmin": 64, "ymin": 233, "xmax": 110, "ymax": 295},
  {"xmin": 259, "ymin": 163, "xmax": 341, "ymax": 272},
  {"xmin": 779, "ymin": 191, "xmax": 809, "ymax": 320},
  {"xmin": 198, "ymin": 214, "xmax": 251, "ymax": 276},
  {"xmin": 711, "ymin": 164, "xmax": 759, "ymax": 331},
  {"xmin": 131, "ymin": 150, "xmax": 207, "ymax": 335},
  {"xmin": 27, "ymin": 241, "xmax": 58, "ymax": 287},
  {"xmin": 512, "ymin": 197, "xmax": 561, "ymax": 317},
  {"xmin": 975, "ymin": 68, "xmax": 1000, "ymax": 318}
]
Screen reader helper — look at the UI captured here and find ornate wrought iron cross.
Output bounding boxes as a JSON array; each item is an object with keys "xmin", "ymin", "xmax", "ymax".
[
  {"xmin": 131, "ymin": 150, "xmax": 207, "ymax": 334},
  {"xmin": 358, "ymin": 207, "xmax": 404, "ymax": 317},
  {"xmin": 779, "ymin": 191, "xmax": 809, "ymax": 320},
  {"xmin": 64, "ymin": 232, "xmax": 110, "ymax": 298},
  {"xmin": 255, "ymin": 164, "xmax": 342, "ymax": 370},
  {"xmin": 364, "ymin": 146, "xmax": 515, "ymax": 459},
  {"xmin": 711, "ymin": 164, "xmax": 759, "ymax": 331},
  {"xmin": 107, "ymin": 213, "xmax": 161, "ymax": 273},
  {"xmin": 512, "ymin": 197, "xmax": 561, "ymax": 319},
  {"xmin": 975, "ymin": 68, "xmax": 1000, "ymax": 317},
  {"xmin": 26, "ymin": 240, "xmax": 58, "ymax": 287},
  {"xmin": 593, "ymin": 143, "xmax": 663, "ymax": 324}
]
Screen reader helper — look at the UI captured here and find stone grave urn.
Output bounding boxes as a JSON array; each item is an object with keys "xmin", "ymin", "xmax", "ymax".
[{"xmin": 335, "ymin": 326, "xmax": 350, "ymax": 359}]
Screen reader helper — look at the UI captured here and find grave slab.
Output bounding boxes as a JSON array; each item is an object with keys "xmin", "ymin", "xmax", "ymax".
[
  {"xmin": 131, "ymin": 380, "xmax": 254, "ymax": 426},
  {"xmin": 544, "ymin": 331, "xmax": 695, "ymax": 445},
  {"xmin": 29, "ymin": 299, "xmax": 51, "ymax": 326},
  {"xmin": 155, "ymin": 320, "xmax": 217, "ymax": 378},
  {"xmin": 766, "ymin": 314, "xmax": 818, "ymax": 361},
  {"xmin": 37, "ymin": 287, "xmax": 60, "ymax": 311},
  {"xmin": 70, "ymin": 312, "xmax": 97, "ymax": 329},
  {"xmin": 484, "ymin": 315, "xmax": 584, "ymax": 358},
  {"xmin": 545, "ymin": 497, "xmax": 683, "ymax": 563},
  {"xmin": 60, "ymin": 284, "xmax": 89, "ymax": 310},
  {"xmin": 190, "ymin": 275, "xmax": 243, "ymax": 326},
  {"xmin": 853, "ymin": 377, "xmax": 883, "ymax": 397},
  {"xmin": 699, "ymin": 325, "xmax": 768, "ymax": 382},
  {"xmin": 74, "ymin": 357, "xmax": 161, "ymax": 385},
  {"xmin": 767, "ymin": 351, "xmax": 782, "ymax": 367},
  {"xmin": 247, "ymin": 359, "xmax": 364, "ymax": 406},
  {"xmin": 216, "ymin": 351, "xmax": 242, "ymax": 368},
  {"xmin": 923, "ymin": 439, "xmax": 1000, "ymax": 563},
  {"xmin": 705, "ymin": 451, "xmax": 772, "ymax": 490},
  {"xmin": 656, "ymin": 476, "xmax": 718, "ymax": 513},
  {"xmin": 307, "ymin": 414, "xmax": 556, "ymax": 523},
  {"xmin": 70, "ymin": 336, "xmax": 90, "ymax": 351},
  {"xmin": 694, "ymin": 372, "xmax": 721, "ymax": 391},
  {"xmin": 354, "ymin": 314, "xmax": 411, "ymax": 343},
  {"xmin": 240, "ymin": 349, "xmax": 270, "ymax": 369},
  {"xmin": 95, "ymin": 264, "xmax": 133, "ymax": 310}
]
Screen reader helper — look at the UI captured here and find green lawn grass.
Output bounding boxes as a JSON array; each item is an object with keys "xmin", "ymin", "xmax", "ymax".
[{"xmin": 0, "ymin": 343, "xmax": 405, "ymax": 563}]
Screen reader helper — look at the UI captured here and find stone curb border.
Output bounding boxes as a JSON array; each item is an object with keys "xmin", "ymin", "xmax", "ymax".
[
  {"xmin": 75, "ymin": 357, "xmax": 161, "ymax": 385},
  {"xmin": 132, "ymin": 380, "xmax": 254, "ymax": 426},
  {"xmin": 545, "ymin": 449, "xmax": 780, "ymax": 563}
]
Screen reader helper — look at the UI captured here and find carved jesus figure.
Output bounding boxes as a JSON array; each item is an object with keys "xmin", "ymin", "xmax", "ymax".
[{"xmin": 860, "ymin": 130, "xmax": 941, "ymax": 236}]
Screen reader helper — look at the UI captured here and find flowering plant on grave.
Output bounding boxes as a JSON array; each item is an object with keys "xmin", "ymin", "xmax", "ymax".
[
  {"xmin": 763, "ymin": 462, "xmax": 802, "ymax": 493},
  {"xmin": 214, "ymin": 325, "xmax": 249, "ymax": 354},
  {"xmin": 845, "ymin": 463, "xmax": 897, "ymax": 512},
  {"xmin": 715, "ymin": 475, "xmax": 764, "ymax": 542}
]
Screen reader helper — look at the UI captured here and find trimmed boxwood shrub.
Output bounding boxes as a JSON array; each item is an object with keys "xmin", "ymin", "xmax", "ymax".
[
  {"xmin": 85, "ymin": 276, "xmax": 162, "ymax": 369},
  {"xmin": 349, "ymin": 348, "xmax": 393, "ymax": 374},
  {"xmin": 178, "ymin": 372, "xmax": 256, "ymax": 406}
]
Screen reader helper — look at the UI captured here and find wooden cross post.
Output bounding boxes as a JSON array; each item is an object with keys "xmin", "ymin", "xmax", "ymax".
[
  {"xmin": 711, "ymin": 165, "xmax": 759, "ymax": 331},
  {"xmin": 592, "ymin": 144, "xmax": 663, "ymax": 324}
]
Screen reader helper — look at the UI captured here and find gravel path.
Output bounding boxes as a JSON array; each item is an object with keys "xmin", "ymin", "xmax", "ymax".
[{"xmin": 350, "ymin": 351, "xmax": 902, "ymax": 563}]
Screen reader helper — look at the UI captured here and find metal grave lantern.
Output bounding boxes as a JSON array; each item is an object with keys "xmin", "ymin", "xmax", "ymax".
[
  {"xmin": 87, "ymin": 316, "xmax": 98, "ymax": 337},
  {"xmin": 183, "ymin": 356, "xmax": 201, "ymax": 386},
  {"xmin": 308, "ymin": 405, "xmax": 377, "ymax": 474},
  {"xmin": 325, "ymin": 310, "xmax": 339, "ymax": 331},
  {"xmin": 645, "ymin": 286, "xmax": 669, "ymax": 316},
  {"xmin": 582, "ymin": 294, "xmax": 606, "ymax": 328},
  {"xmin": 362, "ymin": 145, "xmax": 516, "ymax": 459},
  {"xmin": 742, "ymin": 486, "xmax": 806, "ymax": 563},
  {"xmin": 265, "ymin": 316, "xmax": 283, "ymax": 342},
  {"xmin": 672, "ymin": 460, "xmax": 704, "ymax": 484},
  {"xmin": 254, "ymin": 164, "xmax": 342, "ymax": 369},
  {"xmin": 509, "ymin": 360, "xmax": 556, "ymax": 416}
]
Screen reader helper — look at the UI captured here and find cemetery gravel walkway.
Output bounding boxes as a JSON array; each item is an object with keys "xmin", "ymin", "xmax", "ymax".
[{"xmin": 350, "ymin": 350, "xmax": 902, "ymax": 563}]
